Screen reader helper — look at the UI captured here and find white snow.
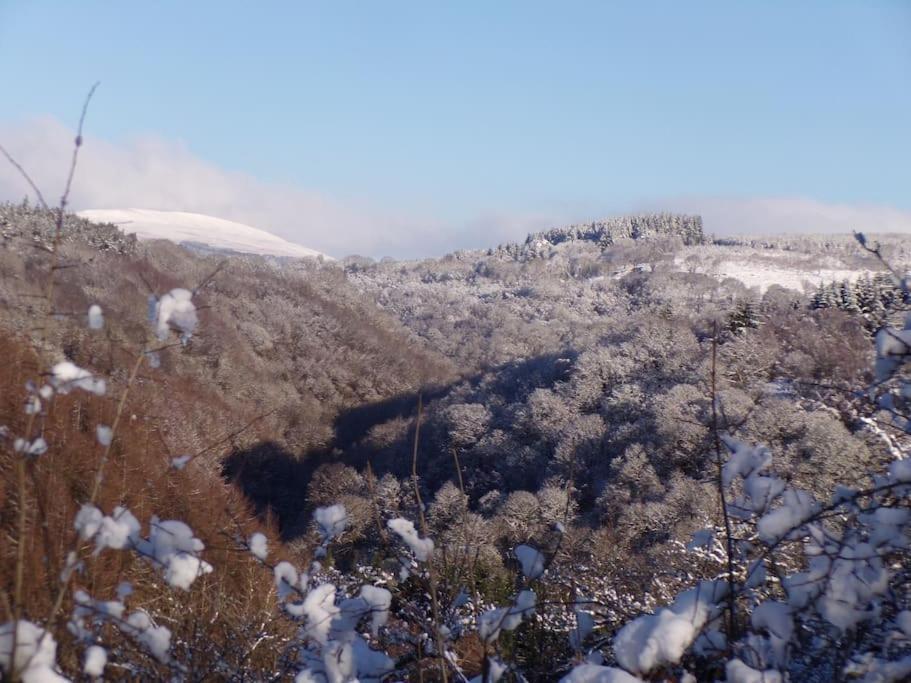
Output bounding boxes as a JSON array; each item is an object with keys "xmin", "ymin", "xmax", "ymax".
[
  {"xmin": 569, "ymin": 609, "xmax": 595, "ymax": 650},
  {"xmin": 314, "ymin": 504, "xmax": 349, "ymax": 542},
  {"xmin": 96, "ymin": 508, "xmax": 141, "ymax": 552},
  {"xmin": 124, "ymin": 611, "xmax": 171, "ymax": 663},
  {"xmin": 469, "ymin": 658, "xmax": 508, "ymax": 683},
  {"xmin": 721, "ymin": 438, "xmax": 772, "ymax": 488},
  {"xmin": 612, "ymin": 580, "xmax": 727, "ymax": 675},
  {"xmin": 153, "ymin": 288, "xmax": 197, "ymax": 341},
  {"xmin": 23, "ymin": 395, "xmax": 40, "ymax": 415},
  {"xmin": 274, "ymin": 561, "xmax": 299, "ymax": 599},
  {"xmin": 890, "ymin": 460, "xmax": 911, "ymax": 483},
  {"xmin": 387, "ymin": 518, "xmax": 434, "ymax": 561},
  {"xmin": 673, "ymin": 246, "xmax": 872, "ymax": 293},
  {"xmin": 14, "ymin": 437, "xmax": 47, "ymax": 456},
  {"xmin": 74, "ymin": 504, "xmax": 141, "ymax": 553},
  {"xmin": 299, "ymin": 583, "xmax": 338, "ymax": 645},
  {"xmin": 356, "ymin": 585, "xmax": 392, "ymax": 636},
  {"xmin": 686, "ymin": 529, "xmax": 714, "ymax": 552},
  {"xmin": 875, "ymin": 325, "xmax": 911, "ymax": 381},
  {"xmin": 708, "ymin": 259, "xmax": 863, "ymax": 293},
  {"xmin": 515, "ymin": 544, "xmax": 546, "ymax": 580},
  {"xmin": 478, "ymin": 589, "xmax": 536, "ymax": 642},
  {"xmin": 249, "ymin": 532, "xmax": 268, "ymax": 561},
  {"xmin": 87, "ymin": 304, "xmax": 104, "ymax": 330},
  {"xmin": 95, "ymin": 425, "xmax": 112, "ymax": 447},
  {"xmin": 560, "ymin": 666, "xmax": 643, "ymax": 683},
  {"xmin": 79, "ymin": 208, "xmax": 330, "ymax": 260},
  {"xmin": 163, "ymin": 553, "xmax": 212, "ymax": 591},
  {"xmin": 51, "ymin": 361, "xmax": 106, "ymax": 396},
  {"xmin": 74, "ymin": 504, "xmax": 104, "ymax": 540},
  {"xmin": 136, "ymin": 517, "xmax": 213, "ymax": 590},
  {"xmin": 0, "ymin": 620, "xmax": 67, "ymax": 683},
  {"xmin": 750, "ymin": 601, "xmax": 793, "ymax": 665},
  {"xmin": 757, "ymin": 488, "xmax": 818, "ymax": 543},
  {"xmin": 83, "ymin": 645, "xmax": 107, "ymax": 677},
  {"xmin": 725, "ymin": 658, "xmax": 783, "ymax": 683},
  {"xmin": 170, "ymin": 455, "xmax": 191, "ymax": 470}
]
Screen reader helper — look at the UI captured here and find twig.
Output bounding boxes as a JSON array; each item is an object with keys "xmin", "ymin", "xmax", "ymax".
[
  {"xmin": 854, "ymin": 231, "xmax": 905, "ymax": 286},
  {"xmin": 711, "ymin": 322, "xmax": 737, "ymax": 641},
  {"xmin": 90, "ymin": 349, "xmax": 144, "ymax": 502},
  {"xmin": 58, "ymin": 82, "xmax": 100, "ymax": 215},
  {"xmin": 0, "ymin": 146, "xmax": 49, "ymax": 209},
  {"xmin": 410, "ymin": 394, "xmax": 449, "ymax": 683},
  {"xmin": 194, "ymin": 260, "xmax": 228, "ymax": 295}
]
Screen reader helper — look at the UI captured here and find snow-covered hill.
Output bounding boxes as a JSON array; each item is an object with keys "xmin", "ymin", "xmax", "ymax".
[{"xmin": 77, "ymin": 209, "xmax": 329, "ymax": 260}]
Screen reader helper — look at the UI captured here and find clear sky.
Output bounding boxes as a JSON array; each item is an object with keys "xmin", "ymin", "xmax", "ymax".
[{"xmin": 1, "ymin": 1, "xmax": 909, "ymax": 257}]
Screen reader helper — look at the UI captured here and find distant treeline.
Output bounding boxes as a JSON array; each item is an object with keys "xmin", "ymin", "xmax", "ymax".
[
  {"xmin": 492, "ymin": 213, "xmax": 704, "ymax": 260},
  {"xmin": 810, "ymin": 272, "xmax": 903, "ymax": 327}
]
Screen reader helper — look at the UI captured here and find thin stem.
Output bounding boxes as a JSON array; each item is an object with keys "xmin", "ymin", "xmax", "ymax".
[
  {"xmin": 365, "ymin": 460, "xmax": 390, "ymax": 546},
  {"xmin": 711, "ymin": 323, "xmax": 737, "ymax": 641},
  {"xmin": 450, "ymin": 447, "xmax": 480, "ymax": 623},
  {"xmin": 90, "ymin": 349, "xmax": 144, "ymax": 503},
  {"xmin": 0, "ymin": 146, "xmax": 49, "ymax": 209},
  {"xmin": 410, "ymin": 394, "xmax": 448, "ymax": 683},
  {"xmin": 14, "ymin": 458, "xmax": 28, "ymax": 618}
]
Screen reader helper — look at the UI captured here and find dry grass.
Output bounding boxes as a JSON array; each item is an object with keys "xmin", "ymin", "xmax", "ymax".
[{"xmin": 0, "ymin": 331, "xmax": 295, "ymax": 678}]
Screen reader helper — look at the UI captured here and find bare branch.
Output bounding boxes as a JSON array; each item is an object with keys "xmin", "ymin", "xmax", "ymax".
[{"xmin": 0, "ymin": 145, "xmax": 50, "ymax": 209}]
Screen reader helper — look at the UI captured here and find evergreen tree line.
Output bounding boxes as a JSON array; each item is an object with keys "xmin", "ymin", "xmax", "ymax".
[{"xmin": 810, "ymin": 273, "xmax": 903, "ymax": 328}]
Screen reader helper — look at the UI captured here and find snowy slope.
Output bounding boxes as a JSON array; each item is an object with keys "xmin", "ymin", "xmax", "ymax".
[
  {"xmin": 674, "ymin": 245, "xmax": 871, "ymax": 293},
  {"xmin": 78, "ymin": 208, "xmax": 329, "ymax": 260},
  {"xmin": 699, "ymin": 259, "xmax": 867, "ymax": 292}
]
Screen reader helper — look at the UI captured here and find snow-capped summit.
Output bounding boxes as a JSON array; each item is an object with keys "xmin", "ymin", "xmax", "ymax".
[{"xmin": 77, "ymin": 208, "xmax": 330, "ymax": 260}]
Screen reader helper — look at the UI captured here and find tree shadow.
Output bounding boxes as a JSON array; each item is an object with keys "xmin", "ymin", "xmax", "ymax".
[
  {"xmin": 332, "ymin": 383, "xmax": 452, "ymax": 451},
  {"xmin": 224, "ymin": 351, "xmax": 577, "ymax": 539}
]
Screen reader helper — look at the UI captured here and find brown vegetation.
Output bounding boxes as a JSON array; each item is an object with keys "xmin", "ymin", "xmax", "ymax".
[{"xmin": 0, "ymin": 331, "xmax": 293, "ymax": 677}]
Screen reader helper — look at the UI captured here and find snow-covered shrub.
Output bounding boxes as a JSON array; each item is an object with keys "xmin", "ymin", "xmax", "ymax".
[
  {"xmin": 151, "ymin": 288, "xmax": 198, "ymax": 342},
  {"xmin": 559, "ymin": 260, "xmax": 911, "ymax": 681}
]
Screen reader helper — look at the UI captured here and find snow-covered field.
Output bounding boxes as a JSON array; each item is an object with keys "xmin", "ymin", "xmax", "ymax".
[
  {"xmin": 697, "ymin": 259, "xmax": 866, "ymax": 293},
  {"xmin": 674, "ymin": 246, "xmax": 871, "ymax": 293},
  {"xmin": 78, "ymin": 208, "xmax": 329, "ymax": 260}
]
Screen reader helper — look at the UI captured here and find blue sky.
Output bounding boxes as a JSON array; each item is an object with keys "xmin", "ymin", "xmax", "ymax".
[{"xmin": 1, "ymin": 1, "xmax": 909, "ymax": 257}]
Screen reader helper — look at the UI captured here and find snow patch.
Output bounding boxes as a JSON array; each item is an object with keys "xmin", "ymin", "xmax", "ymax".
[{"xmin": 79, "ymin": 208, "xmax": 330, "ymax": 260}]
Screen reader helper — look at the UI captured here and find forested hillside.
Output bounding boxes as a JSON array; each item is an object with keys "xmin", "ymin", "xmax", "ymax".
[{"xmin": 2, "ymin": 202, "xmax": 910, "ymax": 681}]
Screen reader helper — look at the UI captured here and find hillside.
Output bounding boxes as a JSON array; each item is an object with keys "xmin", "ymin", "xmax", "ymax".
[
  {"xmin": 77, "ymin": 208, "xmax": 330, "ymax": 259},
  {"xmin": 0, "ymin": 201, "xmax": 455, "ymax": 467},
  {"xmin": 2, "ymin": 203, "xmax": 910, "ymax": 681}
]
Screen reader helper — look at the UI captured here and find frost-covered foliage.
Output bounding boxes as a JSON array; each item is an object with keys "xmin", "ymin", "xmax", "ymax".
[
  {"xmin": 0, "ymin": 620, "xmax": 67, "ymax": 682},
  {"xmin": 810, "ymin": 273, "xmax": 903, "ymax": 329},
  {"xmin": 50, "ymin": 361, "xmax": 106, "ymax": 396},
  {"xmin": 387, "ymin": 518, "xmax": 434, "ymax": 561},
  {"xmin": 151, "ymin": 288, "xmax": 198, "ymax": 342},
  {"xmin": 86, "ymin": 304, "xmax": 103, "ymax": 330},
  {"xmin": 0, "ymin": 199, "xmax": 137, "ymax": 254},
  {"xmin": 515, "ymin": 544, "xmax": 545, "ymax": 580},
  {"xmin": 521, "ymin": 213, "xmax": 705, "ymax": 252}
]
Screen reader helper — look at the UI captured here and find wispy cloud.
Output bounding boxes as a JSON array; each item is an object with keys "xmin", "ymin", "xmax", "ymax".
[
  {"xmin": 0, "ymin": 116, "xmax": 469, "ymax": 259},
  {"xmin": 4, "ymin": 117, "xmax": 910, "ymax": 259},
  {"xmin": 645, "ymin": 196, "xmax": 911, "ymax": 236}
]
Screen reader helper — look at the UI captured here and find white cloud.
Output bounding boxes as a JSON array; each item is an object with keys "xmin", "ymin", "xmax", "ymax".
[
  {"xmin": 0, "ymin": 116, "xmax": 460, "ymax": 259},
  {"xmin": 644, "ymin": 196, "xmax": 911, "ymax": 237},
  {"xmin": 4, "ymin": 117, "xmax": 909, "ymax": 259}
]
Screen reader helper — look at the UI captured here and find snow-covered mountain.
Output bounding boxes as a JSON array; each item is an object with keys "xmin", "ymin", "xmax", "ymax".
[{"xmin": 77, "ymin": 208, "xmax": 329, "ymax": 260}]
